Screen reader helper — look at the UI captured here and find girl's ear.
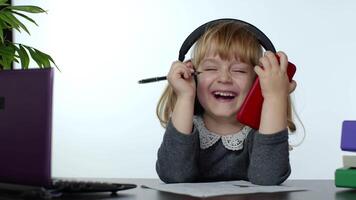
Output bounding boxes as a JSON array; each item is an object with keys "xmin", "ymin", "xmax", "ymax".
[{"xmin": 184, "ymin": 59, "xmax": 195, "ymax": 69}]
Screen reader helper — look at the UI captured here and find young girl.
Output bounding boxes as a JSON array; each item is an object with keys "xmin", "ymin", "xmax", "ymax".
[{"xmin": 155, "ymin": 20, "xmax": 297, "ymax": 185}]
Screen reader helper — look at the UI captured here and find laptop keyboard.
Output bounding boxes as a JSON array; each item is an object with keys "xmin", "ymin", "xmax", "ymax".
[
  {"xmin": 0, "ymin": 180, "xmax": 137, "ymax": 199},
  {"xmin": 52, "ymin": 180, "xmax": 136, "ymax": 194}
]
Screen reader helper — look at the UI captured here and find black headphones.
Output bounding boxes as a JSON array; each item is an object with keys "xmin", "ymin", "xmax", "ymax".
[{"xmin": 178, "ymin": 18, "xmax": 276, "ymax": 62}]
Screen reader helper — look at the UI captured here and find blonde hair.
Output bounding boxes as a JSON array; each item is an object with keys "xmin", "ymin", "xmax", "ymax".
[{"xmin": 156, "ymin": 21, "xmax": 297, "ymax": 133}]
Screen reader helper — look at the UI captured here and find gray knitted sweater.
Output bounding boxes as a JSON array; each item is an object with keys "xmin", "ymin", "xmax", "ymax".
[{"xmin": 156, "ymin": 116, "xmax": 291, "ymax": 185}]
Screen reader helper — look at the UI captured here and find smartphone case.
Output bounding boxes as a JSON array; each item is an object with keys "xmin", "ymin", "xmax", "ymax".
[{"xmin": 236, "ymin": 61, "xmax": 296, "ymax": 130}]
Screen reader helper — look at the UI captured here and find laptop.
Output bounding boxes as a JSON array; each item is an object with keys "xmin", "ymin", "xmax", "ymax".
[{"xmin": 0, "ymin": 68, "xmax": 136, "ymax": 196}]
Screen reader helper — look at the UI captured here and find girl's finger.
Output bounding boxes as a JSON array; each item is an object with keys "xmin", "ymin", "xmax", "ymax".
[
  {"xmin": 172, "ymin": 60, "xmax": 182, "ymax": 68},
  {"xmin": 184, "ymin": 59, "xmax": 192, "ymax": 66},
  {"xmin": 277, "ymin": 51, "xmax": 288, "ymax": 73},
  {"xmin": 181, "ymin": 65, "xmax": 194, "ymax": 79},
  {"xmin": 184, "ymin": 68, "xmax": 192, "ymax": 79},
  {"xmin": 254, "ymin": 65, "xmax": 264, "ymax": 77},
  {"xmin": 170, "ymin": 61, "xmax": 183, "ymax": 73},
  {"xmin": 184, "ymin": 61, "xmax": 195, "ymax": 74},
  {"xmin": 172, "ymin": 64, "xmax": 187, "ymax": 78},
  {"xmin": 289, "ymin": 80, "xmax": 297, "ymax": 94},
  {"xmin": 259, "ymin": 55, "xmax": 271, "ymax": 71},
  {"xmin": 265, "ymin": 51, "xmax": 279, "ymax": 72}
]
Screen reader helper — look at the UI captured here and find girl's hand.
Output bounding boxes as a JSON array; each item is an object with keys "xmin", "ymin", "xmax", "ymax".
[
  {"xmin": 254, "ymin": 51, "xmax": 297, "ymax": 134},
  {"xmin": 167, "ymin": 60, "xmax": 196, "ymax": 99},
  {"xmin": 254, "ymin": 51, "xmax": 296, "ymax": 101}
]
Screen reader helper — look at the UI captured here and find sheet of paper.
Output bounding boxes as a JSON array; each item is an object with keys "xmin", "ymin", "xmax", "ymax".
[{"xmin": 142, "ymin": 180, "xmax": 306, "ymax": 198}]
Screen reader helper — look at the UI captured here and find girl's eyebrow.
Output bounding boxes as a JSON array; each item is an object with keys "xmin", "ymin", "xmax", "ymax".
[
  {"xmin": 231, "ymin": 63, "xmax": 249, "ymax": 69},
  {"xmin": 201, "ymin": 58, "xmax": 248, "ymax": 68},
  {"xmin": 201, "ymin": 58, "xmax": 220, "ymax": 64}
]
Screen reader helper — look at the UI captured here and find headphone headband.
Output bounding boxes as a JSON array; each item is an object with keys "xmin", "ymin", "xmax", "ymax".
[{"xmin": 178, "ymin": 18, "xmax": 276, "ymax": 62}]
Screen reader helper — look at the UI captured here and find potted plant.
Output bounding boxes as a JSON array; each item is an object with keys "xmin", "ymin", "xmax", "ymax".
[{"xmin": 0, "ymin": 0, "xmax": 57, "ymax": 70}]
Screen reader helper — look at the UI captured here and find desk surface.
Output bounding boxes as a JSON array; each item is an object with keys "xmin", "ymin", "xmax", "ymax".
[{"xmin": 0, "ymin": 179, "xmax": 355, "ymax": 200}]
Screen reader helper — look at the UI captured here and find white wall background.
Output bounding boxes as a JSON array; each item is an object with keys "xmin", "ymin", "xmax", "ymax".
[{"xmin": 14, "ymin": 0, "xmax": 356, "ymax": 179}]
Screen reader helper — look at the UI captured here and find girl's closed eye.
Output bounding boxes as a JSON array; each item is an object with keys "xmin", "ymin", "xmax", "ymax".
[
  {"xmin": 203, "ymin": 66, "xmax": 218, "ymax": 72},
  {"xmin": 231, "ymin": 63, "xmax": 250, "ymax": 74},
  {"xmin": 231, "ymin": 68, "xmax": 247, "ymax": 73}
]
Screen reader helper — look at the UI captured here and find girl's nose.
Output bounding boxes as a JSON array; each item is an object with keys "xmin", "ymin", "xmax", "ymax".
[{"xmin": 218, "ymin": 70, "xmax": 233, "ymax": 83}]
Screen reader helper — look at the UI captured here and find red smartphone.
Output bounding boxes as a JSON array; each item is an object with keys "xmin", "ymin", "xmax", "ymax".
[{"xmin": 236, "ymin": 59, "xmax": 296, "ymax": 130}]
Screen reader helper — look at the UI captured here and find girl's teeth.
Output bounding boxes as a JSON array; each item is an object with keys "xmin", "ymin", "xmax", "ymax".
[{"xmin": 214, "ymin": 91, "xmax": 235, "ymax": 97}]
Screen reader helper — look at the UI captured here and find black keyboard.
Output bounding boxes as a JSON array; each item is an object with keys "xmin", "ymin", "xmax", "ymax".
[
  {"xmin": 0, "ymin": 181, "xmax": 137, "ymax": 199},
  {"xmin": 52, "ymin": 180, "xmax": 137, "ymax": 194}
]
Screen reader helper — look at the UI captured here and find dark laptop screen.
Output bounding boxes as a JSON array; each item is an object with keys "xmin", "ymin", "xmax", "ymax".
[{"xmin": 0, "ymin": 68, "xmax": 53, "ymax": 187}]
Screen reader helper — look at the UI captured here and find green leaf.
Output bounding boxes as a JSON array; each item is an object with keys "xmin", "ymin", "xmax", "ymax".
[
  {"xmin": 47, "ymin": 54, "xmax": 60, "ymax": 71},
  {"xmin": 0, "ymin": 60, "xmax": 11, "ymax": 70},
  {"xmin": 0, "ymin": 11, "xmax": 20, "ymax": 32},
  {"xmin": 17, "ymin": 45, "xmax": 59, "ymax": 70},
  {"xmin": 0, "ymin": 19, "xmax": 11, "ymax": 29},
  {"xmin": 7, "ymin": 6, "xmax": 46, "ymax": 14},
  {"xmin": 1, "ymin": 44, "xmax": 16, "ymax": 69},
  {"xmin": 10, "ymin": 10, "xmax": 38, "ymax": 26},
  {"xmin": 3, "ymin": 10, "xmax": 30, "ymax": 34},
  {"xmin": 0, "ymin": 21, "xmax": 3, "ymax": 43},
  {"xmin": 13, "ymin": 57, "xmax": 19, "ymax": 63},
  {"xmin": 0, "ymin": 60, "xmax": 6, "ymax": 68},
  {"xmin": 0, "ymin": 46, "xmax": 15, "ymax": 57},
  {"xmin": 34, "ymin": 49, "xmax": 50, "ymax": 68},
  {"xmin": 0, "ymin": 0, "xmax": 9, "ymax": 5},
  {"xmin": 24, "ymin": 45, "xmax": 43, "ymax": 68},
  {"xmin": 41, "ymin": 50, "xmax": 59, "ymax": 70},
  {"xmin": 18, "ymin": 44, "xmax": 30, "ymax": 69},
  {"xmin": 0, "ymin": 57, "xmax": 11, "ymax": 69},
  {"xmin": 43, "ymin": 52, "xmax": 60, "ymax": 71}
]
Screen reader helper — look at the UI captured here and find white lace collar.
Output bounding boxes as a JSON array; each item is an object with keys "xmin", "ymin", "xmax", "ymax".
[{"xmin": 193, "ymin": 115, "xmax": 252, "ymax": 151}]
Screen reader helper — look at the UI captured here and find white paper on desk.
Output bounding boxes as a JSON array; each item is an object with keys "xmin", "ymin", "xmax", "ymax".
[{"xmin": 142, "ymin": 180, "xmax": 306, "ymax": 198}]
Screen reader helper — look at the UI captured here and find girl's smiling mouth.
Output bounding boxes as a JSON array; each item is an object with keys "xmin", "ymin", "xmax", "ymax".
[{"xmin": 212, "ymin": 90, "xmax": 237, "ymax": 102}]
